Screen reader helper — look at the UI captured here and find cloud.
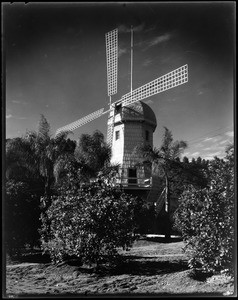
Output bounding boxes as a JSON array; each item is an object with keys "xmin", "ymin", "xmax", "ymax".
[
  {"xmin": 118, "ymin": 47, "xmax": 128, "ymax": 57},
  {"xmin": 6, "ymin": 114, "xmax": 26, "ymax": 120},
  {"xmin": 144, "ymin": 24, "xmax": 157, "ymax": 33},
  {"xmin": 11, "ymin": 100, "xmax": 28, "ymax": 105},
  {"xmin": 203, "ymin": 143, "xmax": 224, "ymax": 151},
  {"xmin": 219, "ymin": 139, "xmax": 229, "ymax": 145},
  {"xmin": 191, "ymin": 151, "xmax": 200, "ymax": 157},
  {"xmin": 139, "ymin": 32, "xmax": 173, "ymax": 51},
  {"xmin": 148, "ymin": 33, "xmax": 171, "ymax": 47},
  {"xmin": 203, "ymin": 135, "xmax": 226, "ymax": 143},
  {"xmin": 198, "ymin": 90, "xmax": 204, "ymax": 95},
  {"xmin": 203, "ymin": 137, "xmax": 214, "ymax": 142},
  {"xmin": 133, "ymin": 23, "xmax": 145, "ymax": 33},
  {"xmin": 118, "ymin": 23, "xmax": 145, "ymax": 33},
  {"xmin": 196, "ymin": 143, "xmax": 204, "ymax": 148},
  {"xmin": 183, "ymin": 152, "xmax": 190, "ymax": 157},
  {"xmin": 210, "ymin": 151, "xmax": 223, "ymax": 156},
  {"xmin": 213, "ymin": 136, "xmax": 223, "ymax": 142},
  {"xmin": 225, "ymin": 130, "xmax": 234, "ymax": 137},
  {"xmin": 203, "ymin": 151, "xmax": 223, "ymax": 160},
  {"xmin": 142, "ymin": 58, "xmax": 153, "ymax": 67},
  {"xmin": 203, "ymin": 154, "xmax": 217, "ymax": 160},
  {"xmin": 167, "ymin": 98, "xmax": 176, "ymax": 102}
]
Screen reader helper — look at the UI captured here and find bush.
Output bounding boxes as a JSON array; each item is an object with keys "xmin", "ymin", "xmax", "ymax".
[
  {"xmin": 5, "ymin": 180, "xmax": 42, "ymax": 256},
  {"xmin": 174, "ymin": 149, "xmax": 235, "ymax": 276},
  {"xmin": 40, "ymin": 171, "xmax": 144, "ymax": 265}
]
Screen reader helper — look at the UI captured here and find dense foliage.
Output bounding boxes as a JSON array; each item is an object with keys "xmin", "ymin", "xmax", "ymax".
[
  {"xmin": 5, "ymin": 180, "xmax": 43, "ymax": 256},
  {"xmin": 174, "ymin": 145, "xmax": 235, "ymax": 275},
  {"xmin": 5, "ymin": 116, "xmax": 76, "ymax": 256},
  {"xmin": 5, "ymin": 116, "xmax": 113, "ymax": 257},
  {"xmin": 74, "ymin": 130, "xmax": 112, "ymax": 180},
  {"xmin": 138, "ymin": 127, "xmax": 188, "ymax": 238},
  {"xmin": 40, "ymin": 168, "xmax": 144, "ymax": 265}
]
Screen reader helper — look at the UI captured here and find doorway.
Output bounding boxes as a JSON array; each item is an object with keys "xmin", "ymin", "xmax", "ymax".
[{"xmin": 128, "ymin": 168, "xmax": 137, "ymax": 184}]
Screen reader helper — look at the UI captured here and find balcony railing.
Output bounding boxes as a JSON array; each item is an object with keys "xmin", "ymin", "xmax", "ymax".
[{"xmin": 115, "ymin": 176, "xmax": 152, "ymax": 189}]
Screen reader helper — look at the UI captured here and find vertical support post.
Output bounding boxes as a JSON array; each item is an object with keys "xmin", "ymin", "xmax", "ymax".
[
  {"xmin": 164, "ymin": 174, "xmax": 171, "ymax": 239},
  {"xmin": 130, "ymin": 25, "xmax": 133, "ymax": 95}
]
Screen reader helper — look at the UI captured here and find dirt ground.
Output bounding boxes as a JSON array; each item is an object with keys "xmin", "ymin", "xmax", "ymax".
[{"xmin": 4, "ymin": 237, "xmax": 235, "ymax": 297}]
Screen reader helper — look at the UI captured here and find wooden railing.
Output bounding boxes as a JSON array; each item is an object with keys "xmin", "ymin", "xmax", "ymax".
[{"xmin": 115, "ymin": 176, "xmax": 152, "ymax": 189}]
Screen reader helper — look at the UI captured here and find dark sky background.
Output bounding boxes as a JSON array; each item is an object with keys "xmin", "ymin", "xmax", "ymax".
[{"xmin": 4, "ymin": 2, "xmax": 235, "ymax": 160}]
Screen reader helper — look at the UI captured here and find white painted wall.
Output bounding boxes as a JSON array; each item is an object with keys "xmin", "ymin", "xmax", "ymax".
[{"xmin": 110, "ymin": 123, "xmax": 124, "ymax": 166}]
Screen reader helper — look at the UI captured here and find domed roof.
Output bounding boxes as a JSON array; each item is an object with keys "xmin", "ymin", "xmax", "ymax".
[{"xmin": 120, "ymin": 101, "xmax": 157, "ymax": 130}]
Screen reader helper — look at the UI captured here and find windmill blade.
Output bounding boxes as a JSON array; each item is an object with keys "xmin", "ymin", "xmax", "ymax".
[
  {"xmin": 105, "ymin": 28, "xmax": 118, "ymax": 97},
  {"xmin": 106, "ymin": 105, "xmax": 115, "ymax": 146},
  {"xmin": 118, "ymin": 64, "xmax": 188, "ymax": 107},
  {"xmin": 55, "ymin": 108, "xmax": 105, "ymax": 136}
]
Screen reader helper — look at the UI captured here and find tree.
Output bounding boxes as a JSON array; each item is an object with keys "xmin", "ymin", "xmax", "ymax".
[
  {"xmin": 5, "ymin": 180, "xmax": 42, "ymax": 256},
  {"xmin": 74, "ymin": 130, "xmax": 112, "ymax": 182},
  {"xmin": 27, "ymin": 115, "xmax": 76, "ymax": 198},
  {"xmin": 174, "ymin": 144, "xmax": 235, "ymax": 275},
  {"xmin": 6, "ymin": 137, "xmax": 43, "ymax": 184},
  {"xmin": 6, "ymin": 115, "xmax": 76, "ymax": 199},
  {"xmin": 139, "ymin": 127, "xmax": 188, "ymax": 238},
  {"xmin": 183, "ymin": 156, "xmax": 189, "ymax": 164},
  {"xmin": 5, "ymin": 115, "xmax": 76, "ymax": 254},
  {"xmin": 196, "ymin": 156, "xmax": 202, "ymax": 165},
  {"xmin": 40, "ymin": 168, "xmax": 143, "ymax": 266}
]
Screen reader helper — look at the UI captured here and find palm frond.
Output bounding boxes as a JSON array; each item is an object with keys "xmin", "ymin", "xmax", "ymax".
[{"xmin": 38, "ymin": 114, "xmax": 51, "ymax": 140}]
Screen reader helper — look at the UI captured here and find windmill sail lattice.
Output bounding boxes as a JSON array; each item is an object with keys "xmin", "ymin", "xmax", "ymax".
[
  {"xmin": 106, "ymin": 107, "xmax": 115, "ymax": 146},
  {"xmin": 105, "ymin": 28, "xmax": 118, "ymax": 97},
  {"xmin": 55, "ymin": 108, "xmax": 105, "ymax": 136},
  {"xmin": 119, "ymin": 64, "xmax": 188, "ymax": 107},
  {"xmin": 105, "ymin": 28, "xmax": 118, "ymax": 145},
  {"xmin": 55, "ymin": 28, "xmax": 188, "ymax": 146}
]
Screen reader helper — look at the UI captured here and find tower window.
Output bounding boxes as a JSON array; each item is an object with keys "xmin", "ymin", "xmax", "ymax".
[
  {"xmin": 115, "ymin": 103, "xmax": 122, "ymax": 114},
  {"xmin": 115, "ymin": 130, "xmax": 120, "ymax": 140},
  {"xmin": 146, "ymin": 130, "xmax": 149, "ymax": 141}
]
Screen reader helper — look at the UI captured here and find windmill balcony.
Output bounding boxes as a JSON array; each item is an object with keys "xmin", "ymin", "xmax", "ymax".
[{"xmin": 115, "ymin": 175, "xmax": 152, "ymax": 190}]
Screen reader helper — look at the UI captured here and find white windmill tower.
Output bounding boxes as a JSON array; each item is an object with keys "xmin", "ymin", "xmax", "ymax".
[{"xmin": 56, "ymin": 27, "xmax": 188, "ymax": 212}]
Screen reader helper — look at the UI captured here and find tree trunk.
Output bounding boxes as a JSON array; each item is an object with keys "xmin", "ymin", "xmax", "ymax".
[{"xmin": 164, "ymin": 174, "xmax": 171, "ymax": 239}]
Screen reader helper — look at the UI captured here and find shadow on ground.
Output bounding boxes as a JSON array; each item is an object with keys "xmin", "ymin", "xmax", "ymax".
[
  {"xmin": 7, "ymin": 250, "xmax": 189, "ymax": 277},
  {"xmin": 98, "ymin": 258, "xmax": 189, "ymax": 276},
  {"xmin": 70, "ymin": 255, "xmax": 189, "ymax": 276},
  {"xmin": 144, "ymin": 236, "xmax": 183, "ymax": 243},
  {"xmin": 7, "ymin": 250, "xmax": 51, "ymax": 264}
]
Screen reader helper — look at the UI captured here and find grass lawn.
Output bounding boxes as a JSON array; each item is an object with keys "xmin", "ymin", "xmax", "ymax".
[{"xmin": 5, "ymin": 236, "xmax": 235, "ymax": 297}]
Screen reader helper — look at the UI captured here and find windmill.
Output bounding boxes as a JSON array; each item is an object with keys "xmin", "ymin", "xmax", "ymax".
[{"xmin": 56, "ymin": 27, "xmax": 188, "ymax": 209}]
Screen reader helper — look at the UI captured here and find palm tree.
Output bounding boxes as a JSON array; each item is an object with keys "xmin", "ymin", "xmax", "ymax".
[
  {"xmin": 6, "ymin": 115, "xmax": 76, "ymax": 199},
  {"xmin": 139, "ymin": 127, "xmax": 188, "ymax": 239},
  {"xmin": 74, "ymin": 130, "xmax": 112, "ymax": 182}
]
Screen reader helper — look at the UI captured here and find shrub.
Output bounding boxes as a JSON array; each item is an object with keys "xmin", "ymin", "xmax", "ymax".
[
  {"xmin": 174, "ymin": 149, "xmax": 234, "ymax": 276},
  {"xmin": 40, "ymin": 171, "xmax": 144, "ymax": 265},
  {"xmin": 5, "ymin": 180, "xmax": 42, "ymax": 256}
]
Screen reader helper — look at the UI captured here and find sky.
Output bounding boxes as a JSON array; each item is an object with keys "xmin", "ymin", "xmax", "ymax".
[{"xmin": 4, "ymin": 2, "xmax": 235, "ymax": 161}]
